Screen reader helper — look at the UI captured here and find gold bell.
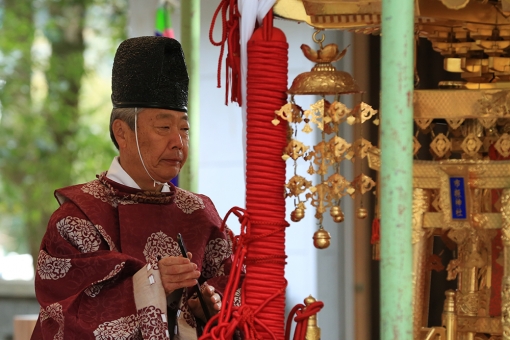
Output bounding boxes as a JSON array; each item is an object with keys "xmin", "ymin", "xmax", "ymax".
[
  {"xmin": 357, "ymin": 207, "xmax": 368, "ymax": 219},
  {"xmin": 291, "ymin": 208, "xmax": 305, "ymax": 222},
  {"xmin": 313, "ymin": 228, "xmax": 331, "ymax": 249},
  {"xmin": 330, "ymin": 206, "xmax": 341, "ymax": 217},
  {"xmin": 333, "ymin": 213, "xmax": 344, "ymax": 223}
]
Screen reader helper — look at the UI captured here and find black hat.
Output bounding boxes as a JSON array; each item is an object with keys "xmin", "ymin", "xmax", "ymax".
[{"xmin": 111, "ymin": 36, "xmax": 188, "ymax": 112}]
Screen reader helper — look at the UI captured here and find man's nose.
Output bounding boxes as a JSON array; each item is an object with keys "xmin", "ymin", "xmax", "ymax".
[{"xmin": 170, "ymin": 131, "xmax": 184, "ymax": 149}]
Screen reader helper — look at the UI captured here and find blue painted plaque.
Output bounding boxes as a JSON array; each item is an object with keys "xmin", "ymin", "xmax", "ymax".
[{"xmin": 449, "ymin": 177, "xmax": 467, "ymax": 220}]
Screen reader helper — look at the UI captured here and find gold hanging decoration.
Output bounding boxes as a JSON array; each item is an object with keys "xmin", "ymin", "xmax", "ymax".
[
  {"xmin": 286, "ymin": 175, "xmax": 313, "ymax": 198},
  {"xmin": 278, "ymin": 30, "xmax": 377, "ymax": 250},
  {"xmin": 282, "ymin": 139, "xmax": 309, "ymax": 161}
]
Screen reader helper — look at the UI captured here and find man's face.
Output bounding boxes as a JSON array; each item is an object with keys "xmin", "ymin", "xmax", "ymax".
[{"xmin": 119, "ymin": 108, "xmax": 189, "ymax": 188}]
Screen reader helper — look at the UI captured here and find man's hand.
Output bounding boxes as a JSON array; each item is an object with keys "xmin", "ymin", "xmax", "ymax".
[
  {"xmin": 158, "ymin": 253, "xmax": 200, "ymax": 295},
  {"xmin": 188, "ymin": 283, "xmax": 221, "ymax": 323}
]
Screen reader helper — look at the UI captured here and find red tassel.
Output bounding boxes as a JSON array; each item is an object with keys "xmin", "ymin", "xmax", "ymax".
[{"xmin": 371, "ymin": 218, "xmax": 380, "ymax": 260}]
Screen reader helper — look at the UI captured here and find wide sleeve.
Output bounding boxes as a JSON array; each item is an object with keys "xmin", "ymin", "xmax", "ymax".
[{"xmin": 31, "ymin": 201, "xmax": 148, "ymax": 339}]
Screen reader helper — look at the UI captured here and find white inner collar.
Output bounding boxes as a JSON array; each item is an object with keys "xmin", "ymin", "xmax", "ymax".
[{"xmin": 106, "ymin": 156, "xmax": 170, "ymax": 192}]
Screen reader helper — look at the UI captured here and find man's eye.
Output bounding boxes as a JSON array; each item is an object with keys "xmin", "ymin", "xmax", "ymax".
[{"xmin": 158, "ymin": 126, "xmax": 170, "ymax": 129}]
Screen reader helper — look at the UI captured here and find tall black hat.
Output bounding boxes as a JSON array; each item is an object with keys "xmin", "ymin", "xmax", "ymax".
[{"xmin": 111, "ymin": 36, "xmax": 188, "ymax": 112}]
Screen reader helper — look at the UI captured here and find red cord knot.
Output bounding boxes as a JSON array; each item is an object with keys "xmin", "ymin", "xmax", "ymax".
[{"xmin": 237, "ymin": 305, "xmax": 255, "ymax": 327}]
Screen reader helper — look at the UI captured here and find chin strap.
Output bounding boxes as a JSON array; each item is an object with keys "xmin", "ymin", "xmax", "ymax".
[{"xmin": 134, "ymin": 108, "xmax": 170, "ymax": 189}]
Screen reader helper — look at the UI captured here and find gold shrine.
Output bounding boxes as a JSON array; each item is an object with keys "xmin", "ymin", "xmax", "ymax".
[{"xmin": 274, "ymin": 0, "xmax": 510, "ymax": 339}]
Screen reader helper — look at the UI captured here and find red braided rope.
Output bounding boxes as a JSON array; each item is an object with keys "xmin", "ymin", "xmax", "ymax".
[
  {"xmin": 284, "ymin": 301, "xmax": 325, "ymax": 340},
  {"xmin": 199, "ymin": 207, "xmax": 288, "ymax": 339},
  {"xmin": 244, "ymin": 10, "xmax": 289, "ymax": 339},
  {"xmin": 203, "ymin": 9, "xmax": 289, "ymax": 340},
  {"xmin": 209, "ymin": 0, "xmax": 241, "ymax": 105}
]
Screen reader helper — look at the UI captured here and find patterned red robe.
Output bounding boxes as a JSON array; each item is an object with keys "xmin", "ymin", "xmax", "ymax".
[{"xmin": 31, "ymin": 173, "xmax": 239, "ymax": 340}]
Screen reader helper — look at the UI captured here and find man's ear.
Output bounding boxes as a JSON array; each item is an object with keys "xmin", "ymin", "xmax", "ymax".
[{"xmin": 112, "ymin": 119, "xmax": 129, "ymax": 149}]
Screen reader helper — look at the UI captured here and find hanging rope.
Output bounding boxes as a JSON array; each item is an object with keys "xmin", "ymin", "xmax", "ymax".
[
  {"xmin": 244, "ymin": 9, "xmax": 289, "ymax": 339},
  {"xmin": 284, "ymin": 301, "xmax": 324, "ymax": 340},
  {"xmin": 203, "ymin": 8, "xmax": 289, "ymax": 340},
  {"xmin": 209, "ymin": 0, "xmax": 241, "ymax": 105}
]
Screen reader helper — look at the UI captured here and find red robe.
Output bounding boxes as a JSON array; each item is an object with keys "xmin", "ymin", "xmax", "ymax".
[{"xmin": 31, "ymin": 173, "xmax": 238, "ymax": 339}]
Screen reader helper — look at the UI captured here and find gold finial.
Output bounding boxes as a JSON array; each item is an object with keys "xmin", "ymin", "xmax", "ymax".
[
  {"xmin": 288, "ymin": 31, "xmax": 360, "ymax": 95},
  {"xmin": 304, "ymin": 295, "xmax": 321, "ymax": 340}
]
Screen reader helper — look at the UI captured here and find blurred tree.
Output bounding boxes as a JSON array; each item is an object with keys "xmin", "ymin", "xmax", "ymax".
[{"xmin": 0, "ymin": 0, "xmax": 127, "ymax": 264}]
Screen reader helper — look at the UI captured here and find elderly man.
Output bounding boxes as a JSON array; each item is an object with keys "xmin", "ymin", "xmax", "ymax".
[{"xmin": 31, "ymin": 36, "xmax": 235, "ymax": 340}]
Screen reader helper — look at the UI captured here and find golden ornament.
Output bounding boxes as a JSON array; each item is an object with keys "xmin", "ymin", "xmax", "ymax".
[
  {"xmin": 291, "ymin": 208, "xmax": 305, "ymax": 222},
  {"xmin": 357, "ymin": 207, "xmax": 368, "ymax": 219},
  {"xmin": 313, "ymin": 228, "xmax": 331, "ymax": 249},
  {"xmin": 333, "ymin": 212, "xmax": 344, "ymax": 223},
  {"xmin": 330, "ymin": 206, "xmax": 341, "ymax": 217},
  {"xmin": 294, "ymin": 208, "xmax": 305, "ymax": 220}
]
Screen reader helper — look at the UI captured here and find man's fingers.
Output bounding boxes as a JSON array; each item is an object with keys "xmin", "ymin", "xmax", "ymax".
[
  {"xmin": 188, "ymin": 290, "xmax": 222, "ymax": 322},
  {"xmin": 214, "ymin": 299, "xmax": 222, "ymax": 311},
  {"xmin": 209, "ymin": 293, "xmax": 221, "ymax": 311},
  {"xmin": 162, "ymin": 262, "xmax": 197, "ymax": 275},
  {"xmin": 159, "ymin": 255, "xmax": 192, "ymax": 266},
  {"xmin": 162, "ymin": 278, "xmax": 199, "ymax": 294},
  {"xmin": 161, "ymin": 270, "xmax": 200, "ymax": 283},
  {"xmin": 200, "ymin": 283, "xmax": 215, "ymax": 296},
  {"xmin": 157, "ymin": 255, "xmax": 201, "ymax": 296}
]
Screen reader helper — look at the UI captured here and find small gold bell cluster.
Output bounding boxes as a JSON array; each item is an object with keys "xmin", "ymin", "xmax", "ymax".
[
  {"xmin": 330, "ymin": 206, "xmax": 344, "ymax": 223},
  {"xmin": 290, "ymin": 203, "xmax": 348, "ymax": 224},
  {"xmin": 274, "ymin": 97, "xmax": 378, "ymax": 249}
]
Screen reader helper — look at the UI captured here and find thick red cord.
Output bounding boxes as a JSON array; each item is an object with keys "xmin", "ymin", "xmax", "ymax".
[
  {"xmin": 200, "ymin": 207, "xmax": 288, "ymax": 340},
  {"xmin": 209, "ymin": 0, "xmax": 241, "ymax": 105},
  {"xmin": 202, "ymin": 9, "xmax": 289, "ymax": 340},
  {"xmin": 244, "ymin": 10, "xmax": 289, "ymax": 339}
]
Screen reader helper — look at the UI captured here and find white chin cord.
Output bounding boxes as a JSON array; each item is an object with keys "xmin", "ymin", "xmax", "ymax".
[{"xmin": 134, "ymin": 108, "xmax": 170, "ymax": 189}]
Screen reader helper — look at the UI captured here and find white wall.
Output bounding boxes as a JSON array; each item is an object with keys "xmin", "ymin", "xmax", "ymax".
[{"xmin": 128, "ymin": 1, "xmax": 355, "ymax": 338}]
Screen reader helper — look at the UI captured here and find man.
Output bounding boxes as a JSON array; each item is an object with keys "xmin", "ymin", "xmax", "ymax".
[{"xmin": 31, "ymin": 36, "xmax": 237, "ymax": 340}]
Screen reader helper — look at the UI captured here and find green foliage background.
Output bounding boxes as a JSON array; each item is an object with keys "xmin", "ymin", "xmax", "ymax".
[{"xmin": 0, "ymin": 0, "xmax": 128, "ymax": 263}]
